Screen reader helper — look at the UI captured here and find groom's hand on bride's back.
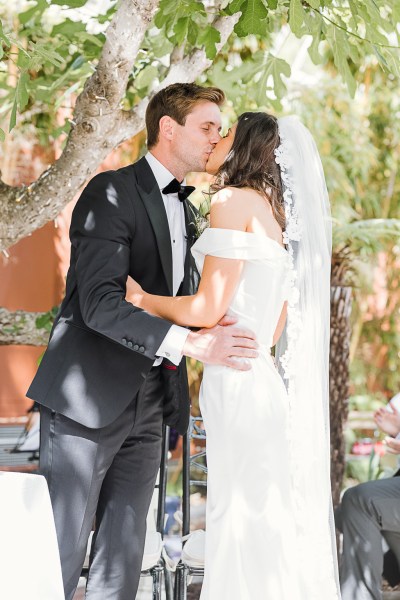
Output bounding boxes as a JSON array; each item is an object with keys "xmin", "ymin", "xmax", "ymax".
[{"xmin": 183, "ymin": 314, "xmax": 258, "ymax": 371}]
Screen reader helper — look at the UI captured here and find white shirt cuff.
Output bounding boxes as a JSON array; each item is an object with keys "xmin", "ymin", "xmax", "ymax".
[{"xmin": 155, "ymin": 325, "xmax": 190, "ymax": 366}]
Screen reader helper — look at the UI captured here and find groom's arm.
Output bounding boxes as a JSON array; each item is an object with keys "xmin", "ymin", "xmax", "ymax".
[{"xmin": 70, "ymin": 171, "xmax": 173, "ymax": 361}]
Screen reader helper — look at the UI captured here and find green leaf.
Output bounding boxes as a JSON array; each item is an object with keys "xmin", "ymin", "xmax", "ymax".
[
  {"xmin": 0, "ymin": 19, "xmax": 11, "ymax": 46},
  {"xmin": 17, "ymin": 72, "xmax": 30, "ymax": 110},
  {"xmin": 348, "ymin": 0, "xmax": 359, "ymax": 30},
  {"xmin": 17, "ymin": 51, "xmax": 30, "ymax": 70},
  {"xmin": 76, "ymin": 32, "xmax": 104, "ymax": 48},
  {"xmin": 305, "ymin": 0, "xmax": 320, "ymax": 7},
  {"xmin": 9, "ymin": 94, "xmax": 17, "ymax": 132},
  {"xmin": 255, "ymin": 53, "xmax": 291, "ymax": 104},
  {"xmin": 308, "ymin": 30, "xmax": 323, "ymax": 64},
  {"xmin": 289, "ymin": 0, "xmax": 306, "ymax": 37},
  {"xmin": 148, "ymin": 31, "xmax": 174, "ymax": 57},
  {"xmin": 326, "ymin": 27, "xmax": 356, "ymax": 97},
  {"xmin": 135, "ymin": 65, "xmax": 158, "ymax": 90},
  {"xmin": 198, "ymin": 26, "xmax": 221, "ymax": 60},
  {"xmin": 304, "ymin": 10, "xmax": 324, "ymax": 64},
  {"xmin": 235, "ymin": 0, "xmax": 269, "ymax": 37},
  {"xmin": 19, "ymin": 0, "xmax": 48, "ymax": 25},
  {"xmin": 187, "ymin": 21, "xmax": 198, "ymax": 46},
  {"xmin": 30, "ymin": 43, "xmax": 65, "ymax": 68},
  {"xmin": 266, "ymin": 0, "xmax": 278, "ymax": 8},
  {"xmin": 174, "ymin": 17, "xmax": 189, "ymax": 45},
  {"xmin": 226, "ymin": 0, "xmax": 246, "ymax": 15},
  {"xmin": 52, "ymin": 19, "xmax": 87, "ymax": 37},
  {"xmin": 0, "ymin": 128, "xmax": 5, "ymax": 142}
]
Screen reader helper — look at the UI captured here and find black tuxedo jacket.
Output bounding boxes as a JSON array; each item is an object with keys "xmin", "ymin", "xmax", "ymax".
[{"xmin": 27, "ymin": 157, "xmax": 200, "ymax": 433}]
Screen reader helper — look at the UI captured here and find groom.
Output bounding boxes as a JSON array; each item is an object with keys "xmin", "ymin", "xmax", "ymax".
[{"xmin": 27, "ymin": 83, "xmax": 258, "ymax": 600}]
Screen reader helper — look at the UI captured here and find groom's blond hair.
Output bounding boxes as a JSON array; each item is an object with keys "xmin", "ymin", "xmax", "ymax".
[{"xmin": 146, "ymin": 83, "xmax": 225, "ymax": 149}]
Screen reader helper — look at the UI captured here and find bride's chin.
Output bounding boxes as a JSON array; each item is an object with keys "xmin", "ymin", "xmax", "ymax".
[{"xmin": 205, "ymin": 160, "xmax": 218, "ymax": 175}]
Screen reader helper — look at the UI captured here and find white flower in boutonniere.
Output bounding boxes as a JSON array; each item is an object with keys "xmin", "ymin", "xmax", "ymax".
[{"xmin": 186, "ymin": 197, "xmax": 210, "ymax": 247}]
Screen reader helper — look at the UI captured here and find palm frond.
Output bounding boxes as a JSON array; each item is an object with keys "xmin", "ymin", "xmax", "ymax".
[{"xmin": 333, "ymin": 218, "xmax": 400, "ymax": 254}]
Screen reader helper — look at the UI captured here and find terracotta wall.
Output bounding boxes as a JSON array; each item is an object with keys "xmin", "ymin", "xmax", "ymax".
[{"xmin": 0, "ymin": 221, "xmax": 65, "ymax": 417}]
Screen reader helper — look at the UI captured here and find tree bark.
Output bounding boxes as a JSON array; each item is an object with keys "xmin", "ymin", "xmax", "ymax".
[
  {"xmin": 0, "ymin": 4, "xmax": 240, "ymax": 252},
  {"xmin": 329, "ymin": 285, "xmax": 352, "ymax": 508},
  {"xmin": 0, "ymin": 308, "xmax": 49, "ymax": 346}
]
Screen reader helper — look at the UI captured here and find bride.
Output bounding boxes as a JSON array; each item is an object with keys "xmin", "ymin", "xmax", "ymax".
[{"xmin": 127, "ymin": 112, "xmax": 340, "ymax": 599}]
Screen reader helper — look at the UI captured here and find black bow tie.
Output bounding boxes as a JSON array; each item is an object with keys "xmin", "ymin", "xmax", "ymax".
[{"xmin": 162, "ymin": 178, "xmax": 195, "ymax": 202}]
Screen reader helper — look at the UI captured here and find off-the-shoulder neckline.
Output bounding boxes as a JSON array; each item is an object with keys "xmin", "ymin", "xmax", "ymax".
[{"xmin": 202, "ymin": 227, "xmax": 287, "ymax": 254}]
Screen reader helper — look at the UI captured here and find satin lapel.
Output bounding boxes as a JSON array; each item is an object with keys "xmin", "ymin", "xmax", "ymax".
[
  {"xmin": 182, "ymin": 200, "xmax": 193, "ymax": 270},
  {"xmin": 183, "ymin": 200, "xmax": 197, "ymax": 249},
  {"xmin": 132, "ymin": 159, "xmax": 173, "ymax": 295},
  {"xmin": 181, "ymin": 200, "xmax": 200, "ymax": 295}
]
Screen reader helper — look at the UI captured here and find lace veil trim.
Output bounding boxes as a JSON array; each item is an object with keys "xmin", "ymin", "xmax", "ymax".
[{"xmin": 274, "ymin": 136, "xmax": 302, "ymax": 394}]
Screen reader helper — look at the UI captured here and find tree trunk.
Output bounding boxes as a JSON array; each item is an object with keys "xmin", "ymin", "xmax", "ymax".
[
  {"xmin": 0, "ymin": 308, "xmax": 49, "ymax": 346},
  {"xmin": 329, "ymin": 285, "xmax": 352, "ymax": 508}
]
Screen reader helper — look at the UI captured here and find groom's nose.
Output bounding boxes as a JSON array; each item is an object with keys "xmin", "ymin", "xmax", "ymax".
[{"xmin": 210, "ymin": 129, "xmax": 222, "ymax": 144}]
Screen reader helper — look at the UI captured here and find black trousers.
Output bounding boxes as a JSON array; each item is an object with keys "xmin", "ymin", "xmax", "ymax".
[
  {"xmin": 40, "ymin": 367, "xmax": 164, "ymax": 600},
  {"xmin": 337, "ymin": 477, "xmax": 400, "ymax": 600}
]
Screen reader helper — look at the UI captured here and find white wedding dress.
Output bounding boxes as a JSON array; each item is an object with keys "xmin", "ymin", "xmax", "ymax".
[
  {"xmin": 192, "ymin": 227, "xmax": 300, "ymax": 599},
  {"xmin": 191, "ymin": 227, "xmax": 337, "ymax": 600}
]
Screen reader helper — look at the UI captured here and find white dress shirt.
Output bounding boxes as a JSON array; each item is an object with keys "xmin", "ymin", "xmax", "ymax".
[{"xmin": 145, "ymin": 152, "xmax": 190, "ymax": 365}]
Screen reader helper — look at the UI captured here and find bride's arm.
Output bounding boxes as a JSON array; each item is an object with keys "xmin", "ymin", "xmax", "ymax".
[
  {"xmin": 126, "ymin": 189, "xmax": 246, "ymax": 328},
  {"xmin": 128, "ymin": 255, "xmax": 243, "ymax": 328}
]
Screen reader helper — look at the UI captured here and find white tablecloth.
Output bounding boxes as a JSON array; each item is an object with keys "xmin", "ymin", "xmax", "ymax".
[{"xmin": 0, "ymin": 472, "xmax": 64, "ymax": 599}]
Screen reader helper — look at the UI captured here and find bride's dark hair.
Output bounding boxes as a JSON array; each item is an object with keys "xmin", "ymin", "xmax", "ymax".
[{"xmin": 211, "ymin": 112, "xmax": 285, "ymax": 230}]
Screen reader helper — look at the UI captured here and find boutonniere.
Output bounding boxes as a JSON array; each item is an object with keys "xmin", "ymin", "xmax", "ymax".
[{"xmin": 186, "ymin": 197, "xmax": 210, "ymax": 247}]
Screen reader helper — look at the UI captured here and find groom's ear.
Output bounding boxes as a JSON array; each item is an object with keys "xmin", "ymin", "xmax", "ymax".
[{"xmin": 159, "ymin": 115, "xmax": 174, "ymax": 141}]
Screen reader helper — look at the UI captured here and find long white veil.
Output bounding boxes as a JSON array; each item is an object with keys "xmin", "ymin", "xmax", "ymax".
[{"xmin": 275, "ymin": 116, "xmax": 341, "ymax": 598}]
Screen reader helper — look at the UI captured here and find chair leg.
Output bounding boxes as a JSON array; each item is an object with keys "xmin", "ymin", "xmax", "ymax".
[
  {"xmin": 174, "ymin": 563, "xmax": 183, "ymax": 600},
  {"xmin": 174, "ymin": 563, "xmax": 188, "ymax": 600},
  {"xmin": 164, "ymin": 565, "xmax": 173, "ymax": 600},
  {"xmin": 152, "ymin": 566, "xmax": 162, "ymax": 600},
  {"xmin": 181, "ymin": 565, "xmax": 188, "ymax": 600}
]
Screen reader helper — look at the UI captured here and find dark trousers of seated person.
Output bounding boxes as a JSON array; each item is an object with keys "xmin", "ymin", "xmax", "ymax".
[
  {"xmin": 336, "ymin": 475, "xmax": 400, "ymax": 600},
  {"xmin": 39, "ymin": 366, "xmax": 164, "ymax": 600}
]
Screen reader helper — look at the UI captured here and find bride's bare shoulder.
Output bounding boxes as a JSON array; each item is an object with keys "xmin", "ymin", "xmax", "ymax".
[
  {"xmin": 210, "ymin": 187, "xmax": 251, "ymax": 230},
  {"xmin": 211, "ymin": 187, "xmax": 265, "ymax": 219},
  {"xmin": 211, "ymin": 186, "xmax": 265, "ymax": 207}
]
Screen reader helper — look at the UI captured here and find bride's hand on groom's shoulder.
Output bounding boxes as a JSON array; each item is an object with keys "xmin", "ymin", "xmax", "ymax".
[{"xmin": 126, "ymin": 277, "xmax": 145, "ymax": 308}]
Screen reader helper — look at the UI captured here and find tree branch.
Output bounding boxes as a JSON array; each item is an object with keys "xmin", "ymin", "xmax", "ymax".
[
  {"xmin": 0, "ymin": 5, "xmax": 240, "ymax": 252},
  {"xmin": 120, "ymin": 12, "xmax": 241, "ymax": 142},
  {"xmin": 0, "ymin": 308, "xmax": 49, "ymax": 346},
  {"xmin": 0, "ymin": 0, "xmax": 160, "ymax": 252}
]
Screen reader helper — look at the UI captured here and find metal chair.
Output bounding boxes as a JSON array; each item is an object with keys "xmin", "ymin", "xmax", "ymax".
[
  {"xmin": 174, "ymin": 416, "xmax": 207, "ymax": 600},
  {"xmin": 82, "ymin": 425, "xmax": 174, "ymax": 600}
]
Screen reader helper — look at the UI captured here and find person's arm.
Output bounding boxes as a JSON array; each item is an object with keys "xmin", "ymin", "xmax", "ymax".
[
  {"xmin": 71, "ymin": 171, "xmax": 172, "ymax": 361},
  {"xmin": 126, "ymin": 189, "xmax": 246, "ymax": 328},
  {"xmin": 128, "ymin": 255, "xmax": 243, "ymax": 328}
]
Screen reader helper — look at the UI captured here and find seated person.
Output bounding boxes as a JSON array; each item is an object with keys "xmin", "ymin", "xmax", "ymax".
[{"xmin": 336, "ymin": 393, "xmax": 400, "ymax": 600}]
